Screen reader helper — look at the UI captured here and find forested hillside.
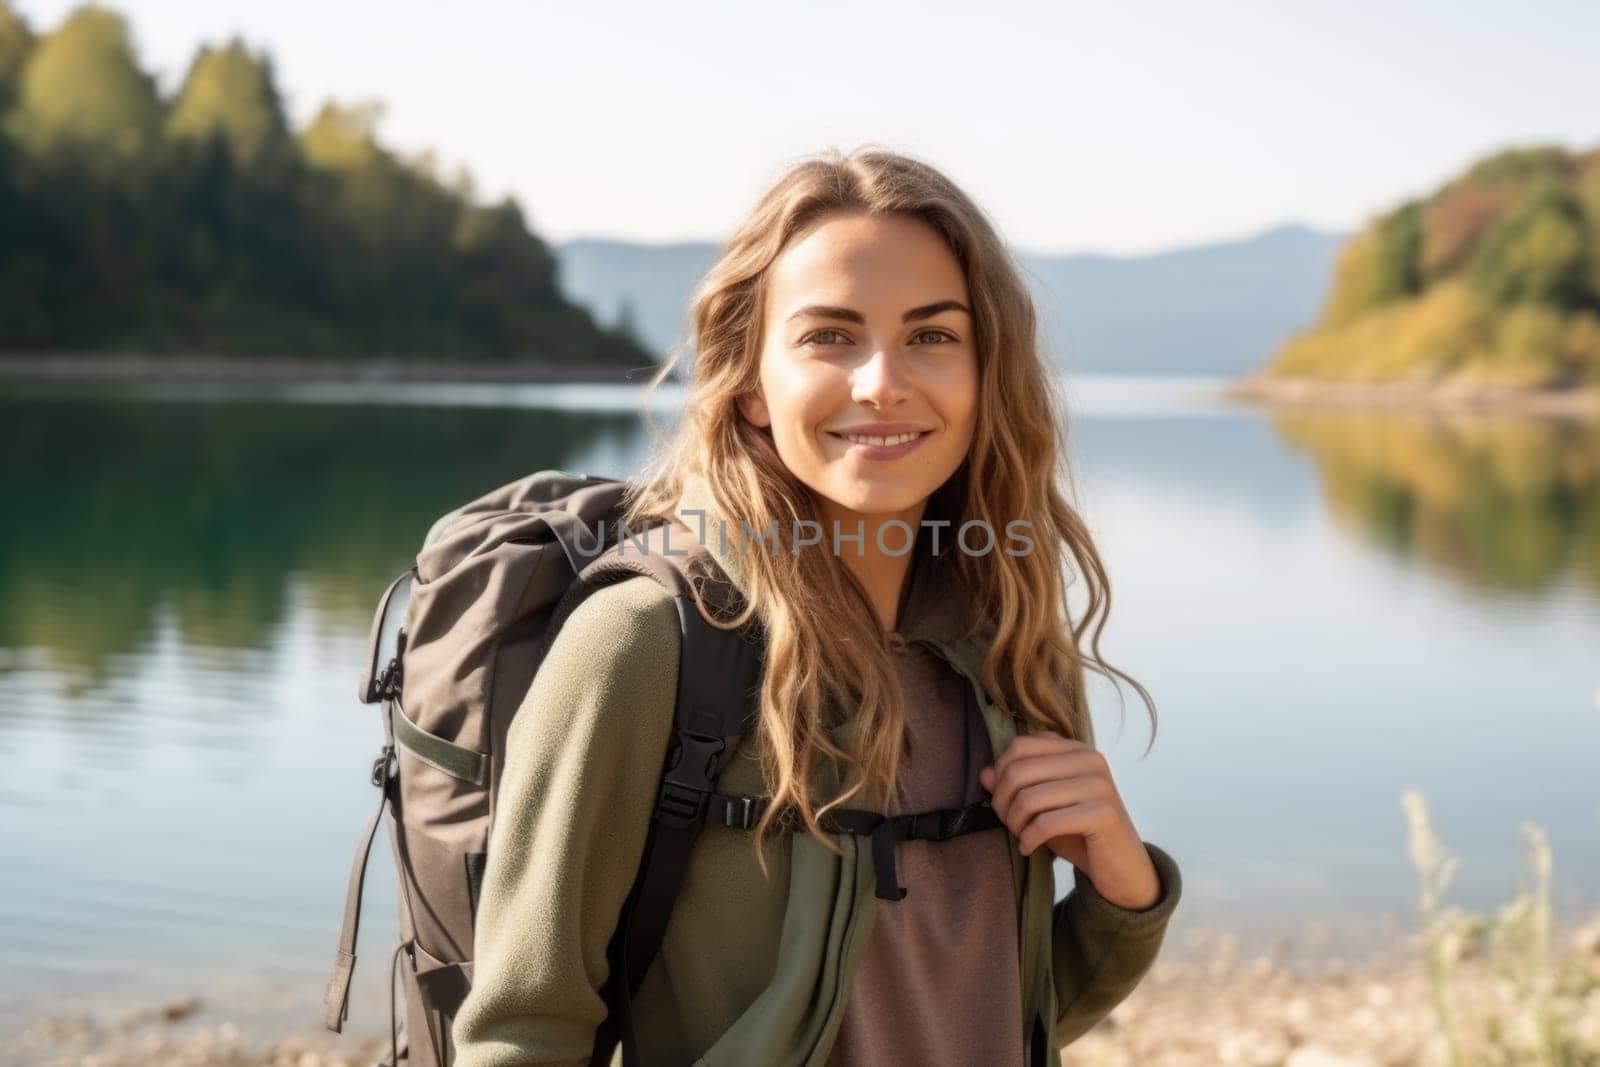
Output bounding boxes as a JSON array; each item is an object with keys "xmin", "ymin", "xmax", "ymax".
[
  {"xmin": 0, "ymin": 3, "xmax": 649, "ymax": 367},
  {"xmin": 1264, "ymin": 144, "xmax": 1600, "ymax": 389}
]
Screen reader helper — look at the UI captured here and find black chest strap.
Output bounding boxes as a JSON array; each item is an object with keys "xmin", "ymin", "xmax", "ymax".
[{"xmin": 706, "ymin": 793, "xmax": 1006, "ymax": 901}]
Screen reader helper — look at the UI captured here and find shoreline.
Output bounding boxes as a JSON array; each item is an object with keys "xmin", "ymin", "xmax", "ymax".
[
  {"xmin": 1222, "ymin": 374, "xmax": 1600, "ymax": 417},
  {"xmin": 9, "ymin": 357, "xmax": 1600, "ymax": 418},
  {"xmin": 12, "ymin": 921, "xmax": 1597, "ymax": 1066},
  {"xmin": 0, "ymin": 353, "xmax": 660, "ymax": 386}
]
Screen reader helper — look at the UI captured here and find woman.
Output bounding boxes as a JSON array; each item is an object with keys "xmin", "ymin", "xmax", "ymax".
[{"xmin": 452, "ymin": 147, "xmax": 1181, "ymax": 1066}]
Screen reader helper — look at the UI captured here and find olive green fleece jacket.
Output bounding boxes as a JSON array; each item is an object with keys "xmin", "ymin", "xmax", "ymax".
[{"xmin": 450, "ymin": 565, "xmax": 1183, "ymax": 1066}]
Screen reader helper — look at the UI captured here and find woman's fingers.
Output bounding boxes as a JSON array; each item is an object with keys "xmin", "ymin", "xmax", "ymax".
[
  {"xmin": 983, "ymin": 747, "xmax": 1102, "ymax": 817},
  {"xmin": 978, "ymin": 733, "xmax": 1121, "ymax": 857}
]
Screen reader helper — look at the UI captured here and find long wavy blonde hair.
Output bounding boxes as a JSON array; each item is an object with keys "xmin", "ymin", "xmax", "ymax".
[{"xmin": 621, "ymin": 146, "xmax": 1156, "ymax": 869}]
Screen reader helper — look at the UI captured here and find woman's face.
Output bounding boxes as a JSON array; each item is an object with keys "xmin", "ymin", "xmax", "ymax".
[{"xmin": 739, "ymin": 212, "xmax": 979, "ymax": 532}]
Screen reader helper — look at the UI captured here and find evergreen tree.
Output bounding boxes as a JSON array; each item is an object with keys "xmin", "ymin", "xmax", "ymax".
[
  {"xmin": 167, "ymin": 37, "xmax": 292, "ymax": 170},
  {"xmin": 5, "ymin": 4, "xmax": 162, "ymax": 177},
  {"xmin": 0, "ymin": 3, "xmax": 654, "ymax": 368},
  {"xmin": 0, "ymin": 3, "xmax": 35, "ymax": 114}
]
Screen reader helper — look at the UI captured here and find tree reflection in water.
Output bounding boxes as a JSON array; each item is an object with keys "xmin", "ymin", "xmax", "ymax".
[{"xmin": 1272, "ymin": 409, "xmax": 1600, "ymax": 593}]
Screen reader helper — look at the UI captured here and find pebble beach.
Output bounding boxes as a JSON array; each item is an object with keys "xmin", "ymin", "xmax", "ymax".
[{"xmin": 13, "ymin": 911, "xmax": 1599, "ymax": 1067}]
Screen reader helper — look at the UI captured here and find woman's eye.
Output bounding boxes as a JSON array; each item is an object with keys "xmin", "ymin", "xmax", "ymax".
[
  {"xmin": 802, "ymin": 328, "xmax": 848, "ymax": 346},
  {"xmin": 800, "ymin": 327, "xmax": 955, "ymax": 347}
]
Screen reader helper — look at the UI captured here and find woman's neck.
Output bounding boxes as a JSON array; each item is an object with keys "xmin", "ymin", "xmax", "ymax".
[{"xmin": 817, "ymin": 497, "xmax": 929, "ymax": 634}]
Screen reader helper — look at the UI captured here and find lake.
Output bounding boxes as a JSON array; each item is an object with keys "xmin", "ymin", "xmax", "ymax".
[{"xmin": 1, "ymin": 375, "xmax": 1596, "ymax": 1043}]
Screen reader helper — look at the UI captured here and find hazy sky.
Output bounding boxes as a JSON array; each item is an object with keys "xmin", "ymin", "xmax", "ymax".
[{"xmin": 14, "ymin": 0, "xmax": 1600, "ymax": 255}]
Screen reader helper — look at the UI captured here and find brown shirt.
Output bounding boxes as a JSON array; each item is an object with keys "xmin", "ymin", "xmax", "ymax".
[{"xmin": 824, "ymin": 627, "xmax": 1024, "ymax": 1067}]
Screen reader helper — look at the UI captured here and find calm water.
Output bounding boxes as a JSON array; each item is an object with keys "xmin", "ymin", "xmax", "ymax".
[{"xmin": 1, "ymin": 376, "xmax": 1597, "ymax": 1039}]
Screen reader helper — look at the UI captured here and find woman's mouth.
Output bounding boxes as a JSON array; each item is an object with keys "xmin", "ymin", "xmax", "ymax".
[{"xmin": 826, "ymin": 429, "xmax": 931, "ymax": 459}]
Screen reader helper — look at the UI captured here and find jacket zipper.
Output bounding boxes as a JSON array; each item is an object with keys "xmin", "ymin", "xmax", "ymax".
[
  {"xmin": 804, "ymin": 636, "xmax": 1042, "ymax": 1065},
  {"xmin": 912, "ymin": 635, "xmax": 1043, "ymax": 1061},
  {"xmin": 805, "ymin": 639, "xmax": 968, "ymax": 1064}
]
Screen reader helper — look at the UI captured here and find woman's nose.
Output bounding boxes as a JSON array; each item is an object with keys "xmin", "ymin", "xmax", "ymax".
[{"xmin": 851, "ymin": 345, "xmax": 913, "ymax": 409}]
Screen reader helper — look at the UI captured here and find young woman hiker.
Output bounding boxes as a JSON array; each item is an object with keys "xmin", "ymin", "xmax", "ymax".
[{"xmin": 451, "ymin": 147, "xmax": 1181, "ymax": 1066}]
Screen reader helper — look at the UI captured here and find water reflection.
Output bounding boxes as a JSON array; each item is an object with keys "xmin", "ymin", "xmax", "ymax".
[
  {"xmin": 1270, "ymin": 410, "xmax": 1600, "ymax": 593},
  {"xmin": 0, "ymin": 393, "xmax": 647, "ymax": 677},
  {"xmin": 1, "ymin": 382, "xmax": 1595, "ymax": 1042}
]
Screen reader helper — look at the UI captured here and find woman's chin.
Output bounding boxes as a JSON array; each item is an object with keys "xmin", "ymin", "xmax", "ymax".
[{"xmin": 814, "ymin": 487, "xmax": 932, "ymax": 526}]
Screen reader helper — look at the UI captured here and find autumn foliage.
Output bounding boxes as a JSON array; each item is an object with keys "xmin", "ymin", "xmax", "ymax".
[{"xmin": 1269, "ymin": 145, "xmax": 1600, "ymax": 387}]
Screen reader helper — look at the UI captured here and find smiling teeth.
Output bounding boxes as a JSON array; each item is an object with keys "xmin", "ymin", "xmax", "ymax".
[{"xmin": 839, "ymin": 431, "xmax": 925, "ymax": 446}]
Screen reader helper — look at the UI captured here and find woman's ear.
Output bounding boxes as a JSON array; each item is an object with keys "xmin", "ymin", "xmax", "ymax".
[{"xmin": 737, "ymin": 390, "xmax": 772, "ymax": 429}]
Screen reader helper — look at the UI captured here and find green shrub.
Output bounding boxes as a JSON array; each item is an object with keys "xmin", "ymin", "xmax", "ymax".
[{"xmin": 1469, "ymin": 181, "xmax": 1593, "ymax": 311}]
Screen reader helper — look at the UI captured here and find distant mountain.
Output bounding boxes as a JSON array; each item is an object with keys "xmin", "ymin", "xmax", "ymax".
[
  {"xmin": 555, "ymin": 240, "xmax": 720, "ymax": 366},
  {"xmin": 1020, "ymin": 224, "xmax": 1347, "ymax": 375},
  {"xmin": 555, "ymin": 223, "xmax": 1346, "ymax": 377}
]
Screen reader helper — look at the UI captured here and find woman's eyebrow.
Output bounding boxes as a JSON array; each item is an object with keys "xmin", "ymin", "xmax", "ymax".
[{"xmin": 786, "ymin": 299, "xmax": 972, "ymax": 325}]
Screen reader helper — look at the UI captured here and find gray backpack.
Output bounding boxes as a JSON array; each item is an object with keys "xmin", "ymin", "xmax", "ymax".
[
  {"xmin": 322, "ymin": 469, "xmax": 766, "ymax": 1067},
  {"xmin": 323, "ymin": 468, "xmax": 1002, "ymax": 1065}
]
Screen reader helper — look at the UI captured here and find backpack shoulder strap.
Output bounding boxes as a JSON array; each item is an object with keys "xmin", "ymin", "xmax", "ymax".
[{"xmin": 561, "ymin": 529, "xmax": 765, "ymax": 1067}]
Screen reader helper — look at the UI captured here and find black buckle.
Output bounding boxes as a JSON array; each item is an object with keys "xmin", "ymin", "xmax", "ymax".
[
  {"xmin": 375, "ymin": 657, "xmax": 404, "ymax": 701},
  {"xmin": 903, "ymin": 807, "xmax": 964, "ymax": 842},
  {"xmin": 934, "ymin": 807, "xmax": 968, "ymax": 840},
  {"xmin": 371, "ymin": 744, "xmax": 397, "ymax": 787},
  {"xmin": 721, "ymin": 795, "xmax": 758, "ymax": 830},
  {"xmin": 665, "ymin": 732, "xmax": 727, "ymax": 784},
  {"xmin": 656, "ymin": 781, "xmax": 709, "ymax": 829},
  {"xmin": 656, "ymin": 732, "xmax": 727, "ymax": 830}
]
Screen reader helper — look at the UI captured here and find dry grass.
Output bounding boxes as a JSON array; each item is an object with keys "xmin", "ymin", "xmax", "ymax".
[{"xmin": 1064, "ymin": 790, "xmax": 1600, "ymax": 1066}]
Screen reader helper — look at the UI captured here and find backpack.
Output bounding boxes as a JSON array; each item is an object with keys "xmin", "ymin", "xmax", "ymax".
[{"xmin": 323, "ymin": 468, "xmax": 1003, "ymax": 1067}]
